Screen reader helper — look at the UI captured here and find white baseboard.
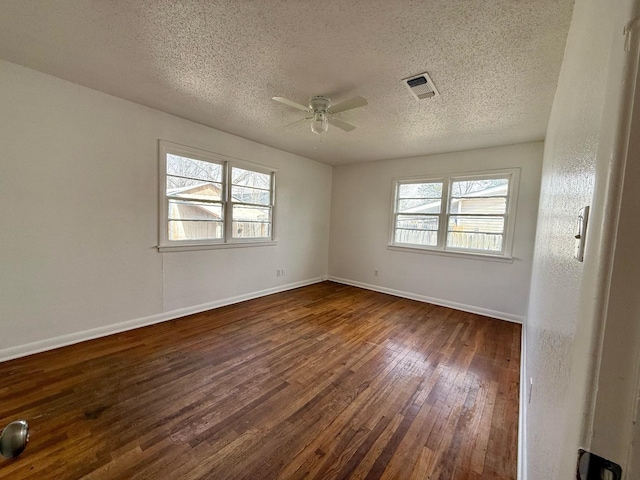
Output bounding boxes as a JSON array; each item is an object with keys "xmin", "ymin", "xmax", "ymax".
[
  {"xmin": 518, "ymin": 325, "xmax": 527, "ymax": 480},
  {"xmin": 0, "ymin": 277, "xmax": 324, "ymax": 363},
  {"xmin": 327, "ymin": 276, "xmax": 525, "ymax": 324}
]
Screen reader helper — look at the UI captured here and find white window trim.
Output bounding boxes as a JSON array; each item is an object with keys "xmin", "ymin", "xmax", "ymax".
[
  {"xmin": 388, "ymin": 168, "xmax": 520, "ymax": 259},
  {"xmin": 158, "ymin": 140, "xmax": 277, "ymax": 252}
]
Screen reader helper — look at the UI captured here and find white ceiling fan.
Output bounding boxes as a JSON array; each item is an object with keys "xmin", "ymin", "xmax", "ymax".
[{"xmin": 272, "ymin": 95, "xmax": 368, "ymax": 135}]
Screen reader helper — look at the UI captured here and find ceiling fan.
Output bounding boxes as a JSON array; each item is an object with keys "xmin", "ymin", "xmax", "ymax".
[{"xmin": 272, "ymin": 95, "xmax": 368, "ymax": 135}]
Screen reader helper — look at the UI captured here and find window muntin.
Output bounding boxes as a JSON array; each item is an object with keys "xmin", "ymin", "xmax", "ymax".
[
  {"xmin": 391, "ymin": 171, "xmax": 518, "ymax": 257},
  {"xmin": 159, "ymin": 141, "xmax": 275, "ymax": 248}
]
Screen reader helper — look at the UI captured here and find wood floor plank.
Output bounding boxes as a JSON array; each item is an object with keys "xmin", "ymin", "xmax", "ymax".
[{"xmin": 0, "ymin": 282, "xmax": 520, "ymax": 479}]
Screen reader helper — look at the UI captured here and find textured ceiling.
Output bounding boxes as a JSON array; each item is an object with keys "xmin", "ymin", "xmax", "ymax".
[{"xmin": 0, "ymin": 0, "xmax": 574, "ymax": 165}]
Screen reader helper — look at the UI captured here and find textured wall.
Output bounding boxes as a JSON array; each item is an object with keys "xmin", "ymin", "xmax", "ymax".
[
  {"xmin": 328, "ymin": 143, "xmax": 542, "ymax": 322},
  {"xmin": 0, "ymin": 60, "xmax": 332, "ymax": 359},
  {"xmin": 524, "ymin": 0, "xmax": 639, "ymax": 477}
]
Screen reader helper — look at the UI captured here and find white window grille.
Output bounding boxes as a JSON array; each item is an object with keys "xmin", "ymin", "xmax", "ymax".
[
  {"xmin": 391, "ymin": 169, "xmax": 519, "ymax": 257},
  {"xmin": 159, "ymin": 141, "xmax": 275, "ymax": 251}
]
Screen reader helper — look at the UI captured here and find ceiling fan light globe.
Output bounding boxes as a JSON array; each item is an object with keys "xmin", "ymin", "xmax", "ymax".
[{"xmin": 311, "ymin": 114, "xmax": 329, "ymax": 135}]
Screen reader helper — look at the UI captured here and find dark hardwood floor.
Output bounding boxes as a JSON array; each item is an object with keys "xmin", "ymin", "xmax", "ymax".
[{"xmin": 0, "ymin": 282, "xmax": 520, "ymax": 479}]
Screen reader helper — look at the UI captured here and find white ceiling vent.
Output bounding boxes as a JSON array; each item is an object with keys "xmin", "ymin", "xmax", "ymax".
[{"xmin": 402, "ymin": 72, "xmax": 439, "ymax": 100}]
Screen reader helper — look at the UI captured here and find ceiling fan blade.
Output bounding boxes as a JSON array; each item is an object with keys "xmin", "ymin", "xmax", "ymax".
[
  {"xmin": 272, "ymin": 96, "xmax": 310, "ymax": 112},
  {"xmin": 328, "ymin": 96, "xmax": 368, "ymax": 114},
  {"xmin": 284, "ymin": 117, "xmax": 312, "ymax": 127},
  {"xmin": 328, "ymin": 117, "xmax": 356, "ymax": 132}
]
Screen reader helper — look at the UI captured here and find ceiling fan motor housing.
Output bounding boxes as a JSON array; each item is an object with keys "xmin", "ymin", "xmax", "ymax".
[{"xmin": 309, "ymin": 96, "xmax": 330, "ymax": 113}]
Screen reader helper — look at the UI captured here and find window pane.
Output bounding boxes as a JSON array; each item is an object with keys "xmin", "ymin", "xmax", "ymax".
[
  {"xmin": 167, "ymin": 176, "xmax": 223, "ymax": 201},
  {"xmin": 395, "ymin": 215, "xmax": 439, "ymax": 246},
  {"xmin": 167, "ymin": 154, "xmax": 222, "ymax": 182},
  {"xmin": 232, "ymin": 205, "xmax": 272, "ymax": 238},
  {"xmin": 448, "ymin": 215, "xmax": 504, "ymax": 233},
  {"xmin": 450, "ymin": 178, "xmax": 509, "ymax": 197},
  {"xmin": 168, "ymin": 200, "xmax": 222, "ymax": 221},
  {"xmin": 446, "ymin": 232, "xmax": 503, "ymax": 252},
  {"xmin": 168, "ymin": 220, "xmax": 223, "ymax": 241},
  {"xmin": 233, "ymin": 204, "xmax": 271, "ymax": 221},
  {"xmin": 396, "ymin": 215, "xmax": 439, "ymax": 231},
  {"xmin": 398, "ymin": 198, "xmax": 441, "ymax": 213},
  {"xmin": 395, "ymin": 229, "xmax": 438, "ymax": 246},
  {"xmin": 231, "ymin": 185, "xmax": 271, "ymax": 205},
  {"xmin": 398, "ymin": 182, "xmax": 442, "ymax": 199},
  {"xmin": 232, "ymin": 167, "xmax": 271, "ymax": 189},
  {"xmin": 449, "ymin": 196, "xmax": 506, "ymax": 214},
  {"xmin": 233, "ymin": 221, "xmax": 272, "ymax": 239}
]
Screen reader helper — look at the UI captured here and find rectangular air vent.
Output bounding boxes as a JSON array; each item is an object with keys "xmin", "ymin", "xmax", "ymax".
[{"xmin": 402, "ymin": 72, "xmax": 439, "ymax": 100}]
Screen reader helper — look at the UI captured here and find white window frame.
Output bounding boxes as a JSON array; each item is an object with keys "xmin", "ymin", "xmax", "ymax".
[
  {"xmin": 158, "ymin": 140, "xmax": 276, "ymax": 252},
  {"xmin": 389, "ymin": 168, "xmax": 520, "ymax": 260}
]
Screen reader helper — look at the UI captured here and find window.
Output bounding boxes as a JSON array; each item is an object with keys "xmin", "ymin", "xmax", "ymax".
[
  {"xmin": 230, "ymin": 166, "xmax": 273, "ymax": 240},
  {"xmin": 391, "ymin": 169, "xmax": 519, "ymax": 257},
  {"xmin": 159, "ymin": 141, "xmax": 275, "ymax": 250}
]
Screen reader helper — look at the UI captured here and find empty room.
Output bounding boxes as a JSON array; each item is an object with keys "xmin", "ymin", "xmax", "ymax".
[{"xmin": 2, "ymin": 1, "xmax": 640, "ymax": 479}]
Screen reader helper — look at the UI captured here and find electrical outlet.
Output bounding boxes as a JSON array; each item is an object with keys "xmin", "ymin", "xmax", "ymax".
[
  {"xmin": 276, "ymin": 269, "xmax": 281, "ymax": 277},
  {"xmin": 374, "ymin": 269, "xmax": 379, "ymax": 276},
  {"xmin": 281, "ymin": 268, "xmax": 286, "ymax": 276}
]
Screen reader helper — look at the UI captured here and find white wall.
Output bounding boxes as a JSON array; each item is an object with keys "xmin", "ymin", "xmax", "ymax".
[
  {"xmin": 328, "ymin": 142, "xmax": 543, "ymax": 322},
  {"xmin": 524, "ymin": 0, "xmax": 640, "ymax": 478},
  {"xmin": 0, "ymin": 60, "xmax": 332, "ymax": 360}
]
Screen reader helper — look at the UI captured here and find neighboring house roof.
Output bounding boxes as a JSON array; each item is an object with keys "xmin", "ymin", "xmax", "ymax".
[
  {"xmin": 167, "ymin": 182, "xmax": 221, "ymax": 198},
  {"xmin": 405, "ymin": 183, "xmax": 508, "ymax": 215},
  {"xmin": 169, "ymin": 183, "xmax": 267, "ymax": 220}
]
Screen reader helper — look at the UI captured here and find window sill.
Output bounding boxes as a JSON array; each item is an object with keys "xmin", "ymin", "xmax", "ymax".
[
  {"xmin": 386, "ymin": 244, "xmax": 514, "ymax": 263},
  {"xmin": 158, "ymin": 241, "xmax": 277, "ymax": 253}
]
